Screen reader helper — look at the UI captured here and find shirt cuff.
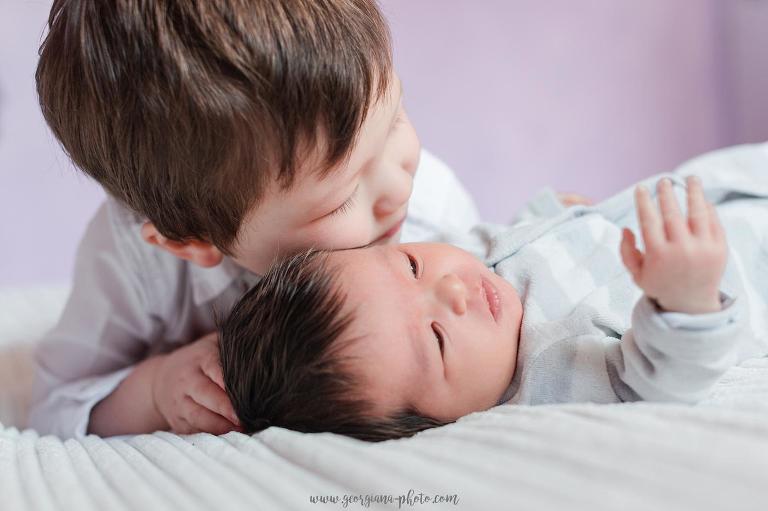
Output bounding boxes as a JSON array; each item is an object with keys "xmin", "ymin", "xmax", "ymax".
[
  {"xmin": 74, "ymin": 366, "xmax": 135, "ymax": 438},
  {"xmin": 32, "ymin": 366, "xmax": 135, "ymax": 439},
  {"xmin": 651, "ymin": 292, "xmax": 738, "ymax": 330}
]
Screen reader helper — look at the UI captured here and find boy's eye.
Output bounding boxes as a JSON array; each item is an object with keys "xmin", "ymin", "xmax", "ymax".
[
  {"xmin": 432, "ymin": 323, "xmax": 445, "ymax": 357},
  {"xmin": 328, "ymin": 195, "xmax": 355, "ymax": 218},
  {"xmin": 325, "ymin": 184, "xmax": 359, "ymax": 219},
  {"xmin": 407, "ymin": 254, "xmax": 419, "ymax": 278}
]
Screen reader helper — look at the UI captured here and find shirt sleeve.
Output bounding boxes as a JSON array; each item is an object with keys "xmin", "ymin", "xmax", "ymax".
[
  {"xmin": 28, "ymin": 201, "xmax": 159, "ymax": 438},
  {"xmin": 401, "ymin": 149, "xmax": 481, "ymax": 243},
  {"xmin": 615, "ymin": 293, "xmax": 745, "ymax": 403}
]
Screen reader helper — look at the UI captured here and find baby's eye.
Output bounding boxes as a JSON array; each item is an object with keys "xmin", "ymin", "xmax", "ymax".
[
  {"xmin": 407, "ymin": 254, "xmax": 419, "ymax": 278},
  {"xmin": 432, "ymin": 323, "xmax": 445, "ymax": 357}
]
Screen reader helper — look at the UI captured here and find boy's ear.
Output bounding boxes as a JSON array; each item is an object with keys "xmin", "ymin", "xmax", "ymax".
[{"xmin": 141, "ymin": 222, "xmax": 223, "ymax": 268}]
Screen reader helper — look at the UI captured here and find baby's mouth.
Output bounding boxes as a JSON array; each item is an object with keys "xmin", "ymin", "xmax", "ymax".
[{"xmin": 481, "ymin": 277, "xmax": 501, "ymax": 323}]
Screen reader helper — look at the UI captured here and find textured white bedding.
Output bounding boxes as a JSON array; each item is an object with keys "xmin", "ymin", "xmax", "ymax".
[{"xmin": 2, "ymin": 284, "xmax": 768, "ymax": 510}]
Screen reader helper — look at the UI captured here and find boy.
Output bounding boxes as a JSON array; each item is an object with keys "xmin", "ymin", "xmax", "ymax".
[
  {"xmin": 219, "ymin": 144, "xmax": 768, "ymax": 441},
  {"xmin": 30, "ymin": 0, "xmax": 487, "ymax": 438}
]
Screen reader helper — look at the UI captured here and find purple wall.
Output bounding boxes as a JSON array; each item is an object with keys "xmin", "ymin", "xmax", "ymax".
[
  {"xmin": 1, "ymin": 1, "xmax": 767, "ymax": 287},
  {"xmin": 383, "ymin": 0, "xmax": 768, "ymax": 219}
]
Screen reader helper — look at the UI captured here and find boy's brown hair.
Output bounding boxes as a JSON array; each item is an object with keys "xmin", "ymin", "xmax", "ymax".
[
  {"xmin": 219, "ymin": 250, "xmax": 450, "ymax": 442},
  {"xmin": 37, "ymin": 0, "xmax": 392, "ymax": 253}
]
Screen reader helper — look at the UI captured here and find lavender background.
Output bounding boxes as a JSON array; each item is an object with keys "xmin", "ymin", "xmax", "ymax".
[{"xmin": 1, "ymin": 0, "xmax": 767, "ymax": 288}]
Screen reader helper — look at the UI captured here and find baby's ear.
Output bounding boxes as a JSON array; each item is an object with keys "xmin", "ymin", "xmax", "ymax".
[{"xmin": 141, "ymin": 222, "xmax": 223, "ymax": 268}]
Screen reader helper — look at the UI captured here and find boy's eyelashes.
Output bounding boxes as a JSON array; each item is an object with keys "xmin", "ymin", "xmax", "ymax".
[
  {"xmin": 327, "ymin": 185, "xmax": 359, "ymax": 218},
  {"xmin": 328, "ymin": 195, "xmax": 356, "ymax": 217}
]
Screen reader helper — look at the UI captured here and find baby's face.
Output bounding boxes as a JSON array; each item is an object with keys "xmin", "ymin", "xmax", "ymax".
[{"xmin": 328, "ymin": 243, "xmax": 523, "ymax": 422}]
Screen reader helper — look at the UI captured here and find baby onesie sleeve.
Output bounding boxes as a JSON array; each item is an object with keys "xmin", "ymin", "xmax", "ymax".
[
  {"xmin": 614, "ymin": 294, "xmax": 745, "ymax": 403},
  {"xmin": 28, "ymin": 201, "xmax": 160, "ymax": 438},
  {"xmin": 509, "ymin": 187, "xmax": 567, "ymax": 225}
]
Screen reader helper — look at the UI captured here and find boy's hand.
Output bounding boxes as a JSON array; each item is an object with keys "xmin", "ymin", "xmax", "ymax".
[
  {"xmin": 152, "ymin": 332, "xmax": 241, "ymax": 435},
  {"xmin": 557, "ymin": 192, "xmax": 594, "ymax": 207},
  {"xmin": 620, "ymin": 176, "xmax": 727, "ymax": 314}
]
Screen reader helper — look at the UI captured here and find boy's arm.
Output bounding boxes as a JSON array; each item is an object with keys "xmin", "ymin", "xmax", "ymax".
[
  {"xmin": 87, "ymin": 354, "xmax": 167, "ymax": 435},
  {"xmin": 29, "ymin": 202, "xmax": 159, "ymax": 438},
  {"xmin": 30, "ymin": 201, "xmax": 238, "ymax": 438},
  {"xmin": 88, "ymin": 333, "xmax": 239, "ymax": 436}
]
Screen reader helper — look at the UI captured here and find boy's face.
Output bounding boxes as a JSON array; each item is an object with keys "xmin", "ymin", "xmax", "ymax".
[
  {"xmin": 232, "ymin": 74, "xmax": 420, "ymax": 274},
  {"xmin": 328, "ymin": 243, "xmax": 523, "ymax": 422}
]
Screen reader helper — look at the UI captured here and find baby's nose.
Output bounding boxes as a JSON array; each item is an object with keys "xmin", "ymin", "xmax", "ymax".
[{"xmin": 435, "ymin": 274, "xmax": 467, "ymax": 315}]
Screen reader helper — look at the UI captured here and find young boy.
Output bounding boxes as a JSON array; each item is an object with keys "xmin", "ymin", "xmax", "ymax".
[
  {"xmin": 219, "ymin": 144, "xmax": 768, "ymax": 442},
  {"xmin": 29, "ymin": 0, "xmax": 489, "ymax": 438}
]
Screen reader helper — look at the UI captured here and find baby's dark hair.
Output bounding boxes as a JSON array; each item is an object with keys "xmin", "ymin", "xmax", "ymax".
[{"xmin": 219, "ymin": 250, "xmax": 450, "ymax": 442}]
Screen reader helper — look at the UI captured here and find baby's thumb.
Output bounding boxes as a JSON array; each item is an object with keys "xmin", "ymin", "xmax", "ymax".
[{"xmin": 620, "ymin": 228, "xmax": 642, "ymax": 279}]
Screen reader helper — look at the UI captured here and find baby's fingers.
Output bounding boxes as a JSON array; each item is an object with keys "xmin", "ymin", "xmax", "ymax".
[
  {"xmin": 707, "ymin": 202, "xmax": 725, "ymax": 242},
  {"xmin": 657, "ymin": 178, "xmax": 686, "ymax": 241},
  {"xmin": 620, "ymin": 228, "xmax": 643, "ymax": 279},
  {"xmin": 686, "ymin": 176, "xmax": 709, "ymax": 236},
  {"xmin": 635, "ymin": 185, "xmax": 664, "ymax": 250}
]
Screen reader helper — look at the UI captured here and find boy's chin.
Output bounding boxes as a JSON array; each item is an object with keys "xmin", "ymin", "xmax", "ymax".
[{"xmin": 370, "ymin": 229, "xmax": 403, "ymax": 246}]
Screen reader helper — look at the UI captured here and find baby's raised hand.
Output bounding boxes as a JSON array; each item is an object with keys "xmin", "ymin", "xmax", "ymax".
[
  {"xmin": 152, "ymin": 332, "xmax": 241, "ymax": 435},
  {"xmin": 620, "ymin": 176, "xmax": 727, "ymax": 314}
]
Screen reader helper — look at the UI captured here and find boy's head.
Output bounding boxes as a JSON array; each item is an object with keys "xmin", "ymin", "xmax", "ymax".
[
  {"xmin": 220, "ymin": 243, "xmax": 523, "ymax": 441},
  {"xmin": 38, "ymin": 0, "xmax": 419, "ymax": 273}
]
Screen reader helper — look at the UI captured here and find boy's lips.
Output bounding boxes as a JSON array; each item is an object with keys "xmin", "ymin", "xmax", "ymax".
[
  {"xmin": 481, "ymin": 277, "xmax": 501, "ymax": 323},
  {"xmin": 373, "ymin": 216, "xmax": 406, "ymax": 244}
]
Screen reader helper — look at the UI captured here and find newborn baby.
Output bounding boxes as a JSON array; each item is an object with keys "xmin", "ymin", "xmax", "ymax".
[{"xmin": 220, "ymin": 146, "xmax": 768, "ymax": 441}]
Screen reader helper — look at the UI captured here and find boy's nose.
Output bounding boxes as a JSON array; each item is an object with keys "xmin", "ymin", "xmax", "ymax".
[
  {"xmin": 373, "ymin": 168, "xmax": 413, "ymax": 219},
  {"xmin": 373, "ymin": 198, "xmax": 400, "ymax": 218},
  {"xmin": 435, "ymin": 274, "xmax": 467, "ymax": 315}
]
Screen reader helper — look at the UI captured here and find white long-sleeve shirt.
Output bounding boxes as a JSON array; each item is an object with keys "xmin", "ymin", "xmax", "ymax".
[{"xmin": 29, "ymin": 149, "xmax": 480, "ymax": 438}]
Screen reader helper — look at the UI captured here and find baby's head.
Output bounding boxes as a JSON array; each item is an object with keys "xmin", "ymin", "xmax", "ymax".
[
  {"xmin": 220, "ymin": 243, "xmax": 523, "ymax": 441},
  {"xmin": 37, "ymin": 0, "xmax": 418, "ymax": 273}
]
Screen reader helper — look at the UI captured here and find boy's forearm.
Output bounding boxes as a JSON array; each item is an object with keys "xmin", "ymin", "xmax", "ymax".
[{"xmin": 87, "ymin": 355, "xmax": 169, "ymax": 436}]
